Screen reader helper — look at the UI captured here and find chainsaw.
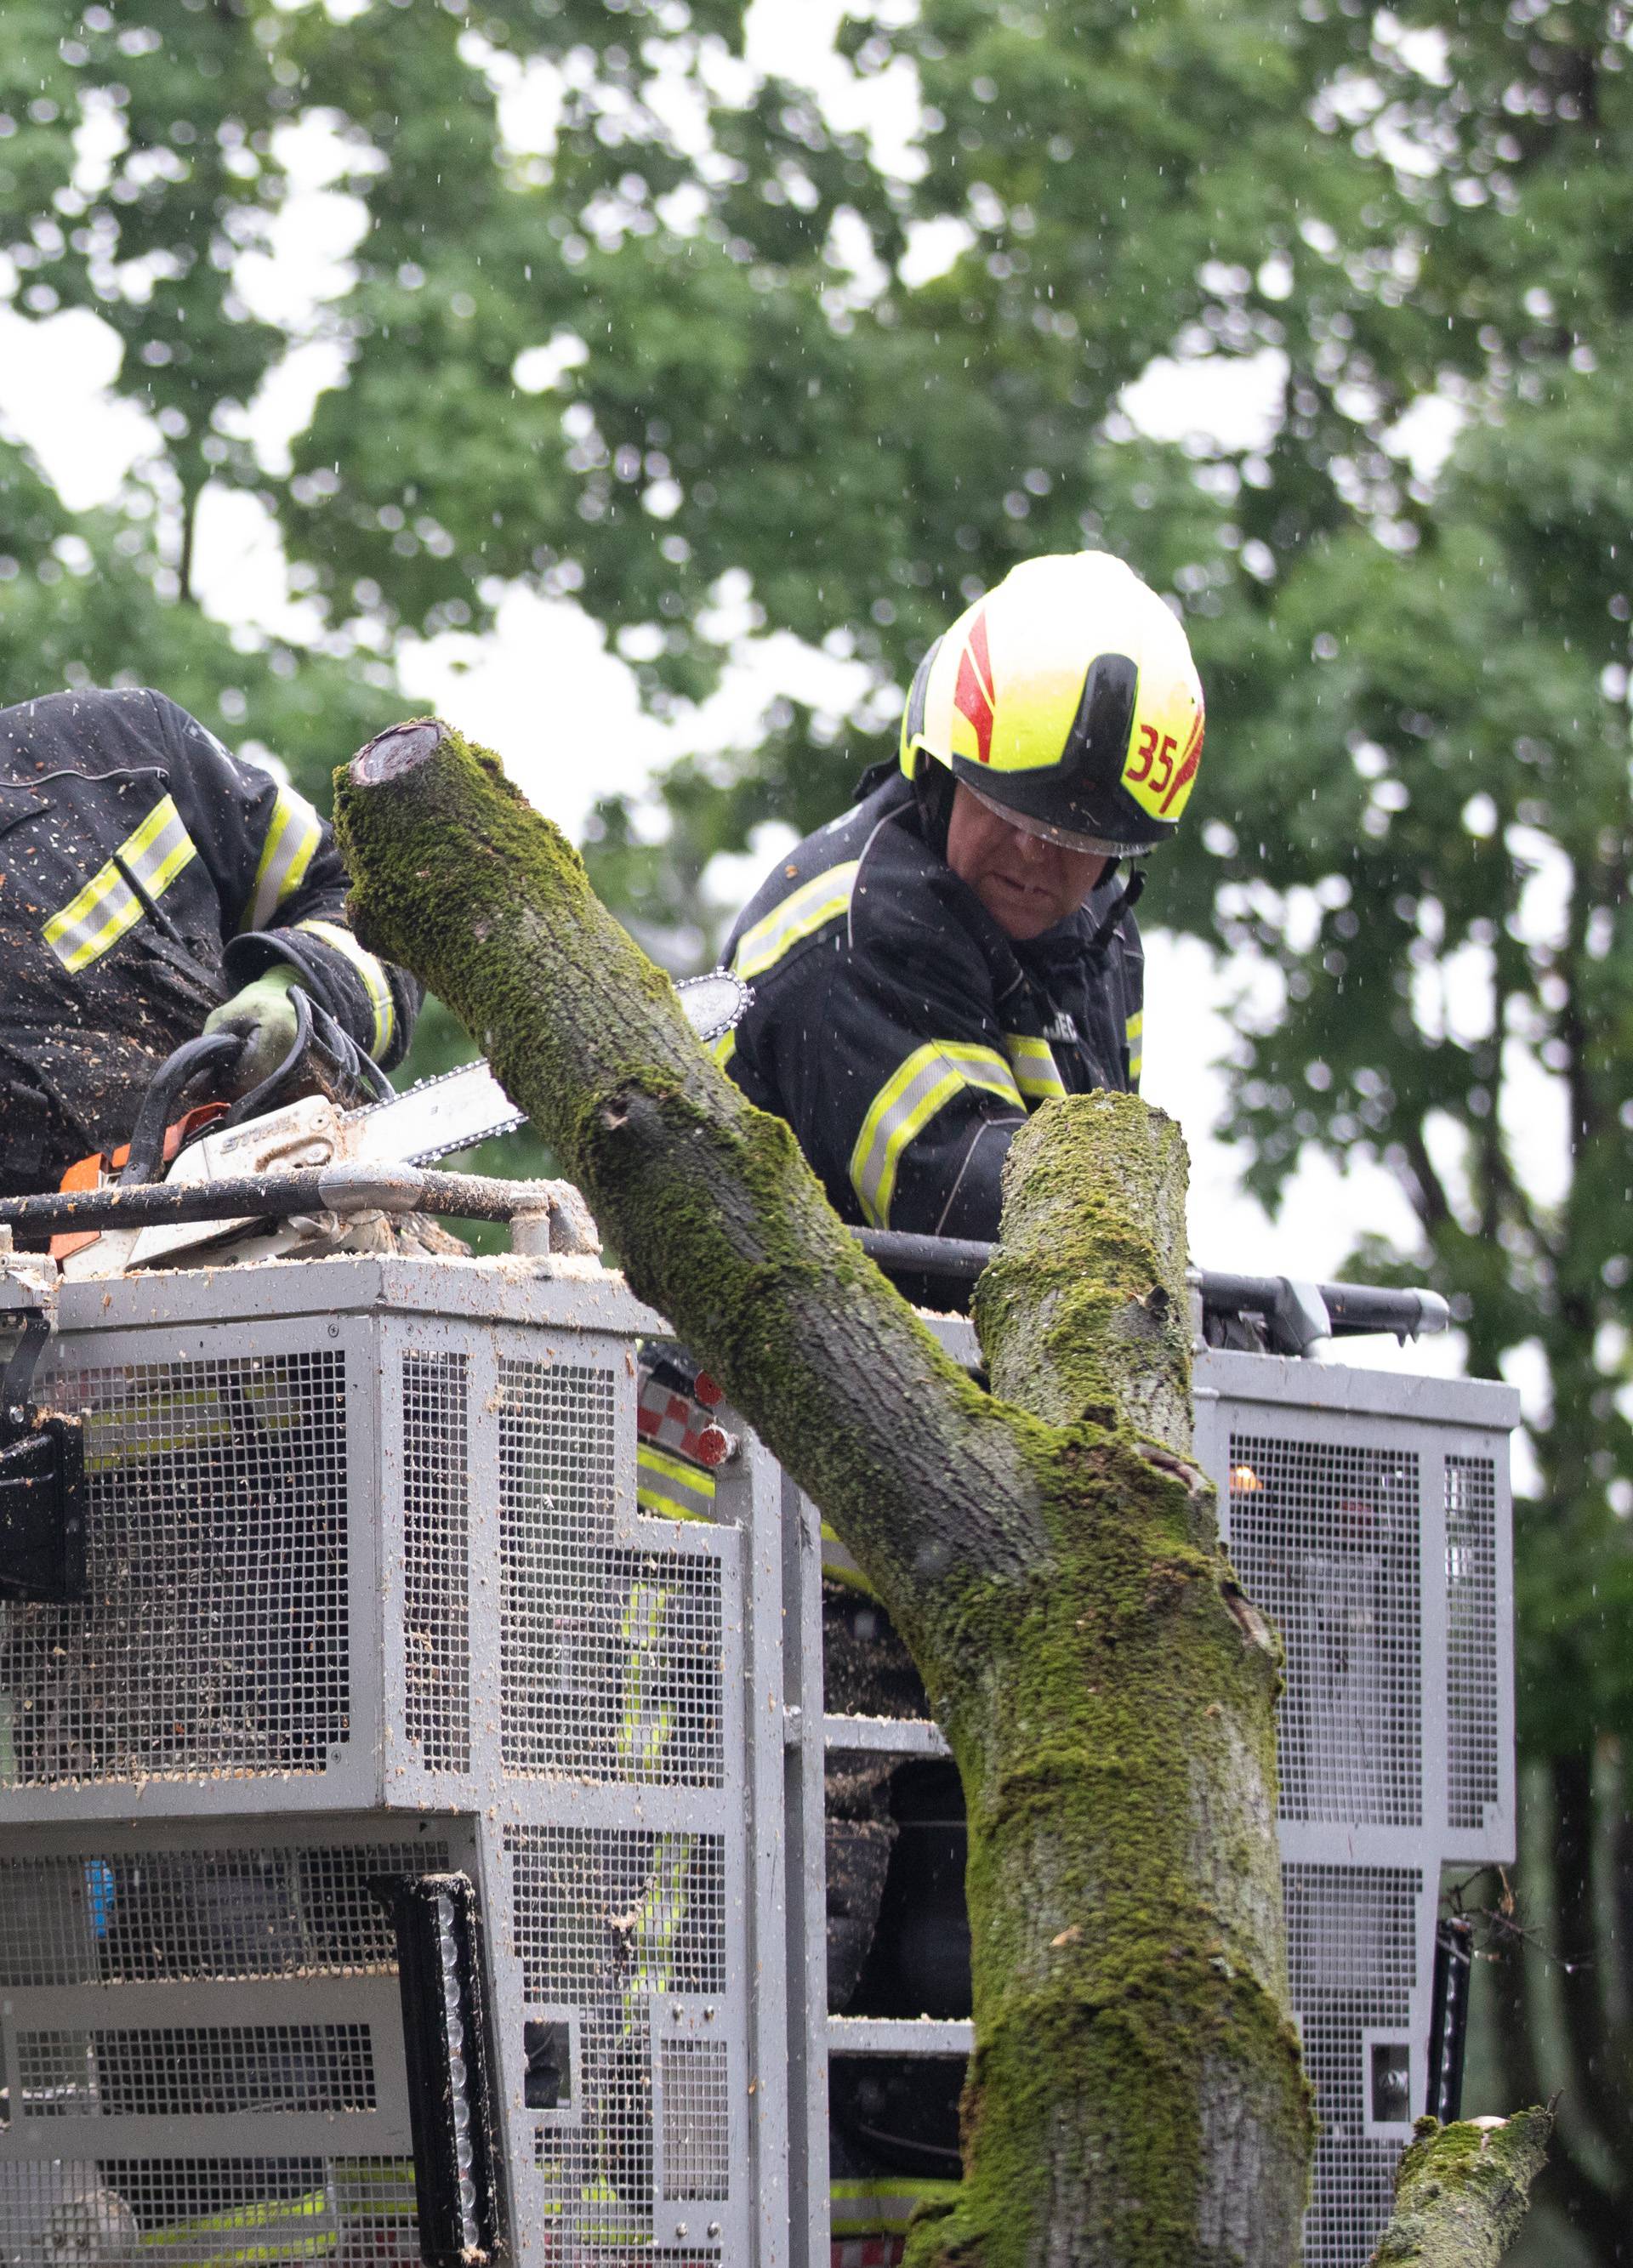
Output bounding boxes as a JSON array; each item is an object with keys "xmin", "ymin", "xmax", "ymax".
[{"xmin": 52, "ymin": 969, "xmax": 749, "ymax": 1281}]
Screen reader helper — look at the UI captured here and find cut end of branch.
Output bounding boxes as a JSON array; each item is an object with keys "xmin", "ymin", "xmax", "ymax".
[{"xmin": 350, "ymin": 716, "xmax": 451, "ymax": 785}]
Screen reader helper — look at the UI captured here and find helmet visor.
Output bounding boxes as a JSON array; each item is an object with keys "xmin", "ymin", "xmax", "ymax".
[{"xmin": 959, "ymin": 774, "xmax": 1135, "ymax": 859}]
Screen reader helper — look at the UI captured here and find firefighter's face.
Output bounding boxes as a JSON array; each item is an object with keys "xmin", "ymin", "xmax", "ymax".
[{"xmin": 945, "ymin": 785, "xmax": 1111, "ymax": 940}]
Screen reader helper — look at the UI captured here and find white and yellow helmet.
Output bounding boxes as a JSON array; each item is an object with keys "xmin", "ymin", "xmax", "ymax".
[{"xmin": 899, "ymin": 550, "xmax": 1206, "ymax": 855}]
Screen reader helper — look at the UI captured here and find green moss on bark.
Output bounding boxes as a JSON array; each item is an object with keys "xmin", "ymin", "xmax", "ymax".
[
  {"xmin": 917, "ymin": 1424, "xmax": 1307, "ymax": 2268},
  {"xmin": 976, "ymin": 1100, "xmax": 1194, "ymax": 1453},
  {"xmin": 1368, "ymin": 2112, "xmax": 1552, "ymax": 2266}
]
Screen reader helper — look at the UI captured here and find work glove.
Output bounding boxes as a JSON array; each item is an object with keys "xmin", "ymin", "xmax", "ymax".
[{"xmin": 203, "ymin": 964, "xmax": 303, "ymax": 1094}]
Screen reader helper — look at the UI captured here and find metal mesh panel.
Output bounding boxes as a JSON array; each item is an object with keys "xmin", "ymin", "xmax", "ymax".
[
  {"xmin": 15, "ymin": 2024, "xmax": 377, "ymax": 2119},
  {"xmin": 660, "ymin": 2038, "xmax": 730, "ymax": 2200},
  {"xmin": 2, "ymin": 1351, "xmax": 348, "ymax": 1785},
  {"xmin": 0, "ymin": 2156, "xmax": 418, "ymax": 2265},
  {"xmin": 499, "ymin": 1360, "xmax": 724, "ymax": 1785},
  {"xmin": 0, "ymin": 1840, "xmax": 447, "ymax": 1987},
  {"xmin": 1228, "ymin": 1435, "xmax": 1422, "ymax": 1826},
  {"xmin": 508, "ymin": 1826, "xmax": 728, "ymax": 2248},
  {"xmin": 1446, "ymin": 1456, "xmax": 1499, "ymax": 1833},
  {"xmin": 1286, "ymin": 1864, "xmax": 1420, "ymax": 2268},
  {"xmin": 401, "ymin": 1350, "xmax": 470, "ymax": 1772}
]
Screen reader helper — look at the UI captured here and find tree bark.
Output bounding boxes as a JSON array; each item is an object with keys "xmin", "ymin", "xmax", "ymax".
[
  {"xmin": 1368, "ymin": 2111, "xmax": 1553, "ymax": 2266},
  {"xmin": 335, "ymin": 718, "xmax": 1314, "ymax": 2268}
]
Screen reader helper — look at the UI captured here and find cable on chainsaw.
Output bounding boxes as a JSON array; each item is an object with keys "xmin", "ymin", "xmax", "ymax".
[
  {"xmin": 307, "ymin": 1000, "xmax": 395, "ymax": 1105},
  {"xmin": 117, "ymin": 1032, "xmax": 247, "ymax": 1187}
]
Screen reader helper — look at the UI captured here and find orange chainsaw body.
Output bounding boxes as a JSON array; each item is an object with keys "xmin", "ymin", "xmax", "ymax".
[{"xmin": 50, "ymin": 1105, "xmax": 230, "ymax": 1261}]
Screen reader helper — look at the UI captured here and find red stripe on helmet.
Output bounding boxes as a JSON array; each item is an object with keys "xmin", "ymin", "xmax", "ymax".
[{"xmin": 954, "ymin": 607, "xmax": 996, "ymax": 762}]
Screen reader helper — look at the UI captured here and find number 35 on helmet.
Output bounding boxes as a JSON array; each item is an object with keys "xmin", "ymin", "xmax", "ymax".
[{"xmin": 899, "ymin": 550, "xmax": 1206, "ymax": 857}]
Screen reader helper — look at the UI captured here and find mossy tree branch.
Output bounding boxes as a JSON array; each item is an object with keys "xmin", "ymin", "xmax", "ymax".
[
  {"xmin": 336, "ymin": 718, "xmax": 1314, "ymax": 2268},
  {"xmin": 1368, "ymin": 2111, "xmax": 1552, "ymax": 2266}
]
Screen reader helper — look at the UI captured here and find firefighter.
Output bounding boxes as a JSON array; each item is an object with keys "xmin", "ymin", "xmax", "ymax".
[
  {"xmin": 0, "ymin": 684, "xmax": 419, "ymax": 1199},
  {"xmin": 716, "ymin": 550, "xmax": 1208, "ymax": 2258},
  {"xmin": 715, "ymin": 549, "xmax": 1203, "ymax": 1268}
]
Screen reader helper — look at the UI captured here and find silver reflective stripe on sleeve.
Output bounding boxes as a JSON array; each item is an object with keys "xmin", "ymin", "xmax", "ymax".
[
  {"xmin": 849, "ymin": 1041, "xmax": 1023, "ymax": 1230},
  {"xmin": 294, "ymin": 917, "xmax": 395, "ymax": 1057},
  {"xmin": 243, "ymin": 784, "xmax": 324, "ymax": 931},
  {"xmin": 1001, "ymin": 1031, "xmax": 1067, "ymax": 1102},
  {"xmin": 732, "ymin": 859, "xmax": 859, "ymax": 981},
  {"xmin": 43, "ymin": 795, "xmax": 198, "ymax": 973},
  {"xmin": 1126, "ymin": 1009, "xmax": 1143, "ymax": 1087}
]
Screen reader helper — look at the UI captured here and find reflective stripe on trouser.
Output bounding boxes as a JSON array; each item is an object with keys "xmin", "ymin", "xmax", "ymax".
[
  {"xmin": 849, "ymin": 1042, "xmax": 1022, "ymax": 1229},
  {"xmin": 623, "ymin": 1833, "xmax": 691, "ymax": 2010},
  {"xmin": 733, "ymin": 858, "xmax": 860, "ymax": 980},
  {"xmin": 294, "ymin": 916, "xmax": 396, "ymax": 1057},
  {"xmin": 1000, "ymin": 1030, "xmax": 1066, "ymax": 1101},
  {"xmin": 134, "ymin": 2181, "xmax": 343, "ymax": 2256},
  {"xmin": 831, "ymin": 2177, "xmax": 964, "ymax": 2240},
  {"xmin": 242, "ymin": 783, "xmax": 323, "ymax": 931},
  {"xmin": 637, "ymin": 1439, "xmax": 717, "ymax": 1523},
  {"xmin": 1126, "ymin": 1009, "xmax": 1143, "ymax": 1085},
  {"xmin": 43, "ymin": 795, "xmax": 198, "ymax": 972},
  {"xmin": 617, "ymin": 1577, "xmax": 675, "ymax": 1776}
]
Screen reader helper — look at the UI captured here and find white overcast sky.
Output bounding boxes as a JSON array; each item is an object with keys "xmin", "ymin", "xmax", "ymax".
[{"xmin": 0, "ymin": 0, "xmax": 1518, "ymax": 1394}]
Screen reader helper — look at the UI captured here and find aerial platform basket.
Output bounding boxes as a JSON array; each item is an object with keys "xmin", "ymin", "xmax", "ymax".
[{"xmin": 0, "ymin": 1253, "xmax": 1516, "ymax": 2268}]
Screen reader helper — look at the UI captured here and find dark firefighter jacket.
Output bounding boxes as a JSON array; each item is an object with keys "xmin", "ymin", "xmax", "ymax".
[
  {"xmin": 0, "ymin": 685, "xmax": 419, "ymax": 1200},
  {"xmin": 718, "ymin": 767, "xmax": 1145, "ymax": 1245}
]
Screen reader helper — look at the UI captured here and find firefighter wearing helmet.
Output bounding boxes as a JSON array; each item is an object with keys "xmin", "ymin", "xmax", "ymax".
[
  {"xmin": 716, "ymin": 550, "xmax": 1206, "ymax": 2256},
  {"xmin": 718, "ymin": 549, "xmax": 1204, "ymax": 1261}
]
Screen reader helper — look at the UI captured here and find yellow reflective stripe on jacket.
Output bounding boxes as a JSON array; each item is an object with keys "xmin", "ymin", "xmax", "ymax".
[
  {"xmin": 243, "ymin": 783, "xmax": 323, "ymax": 931},
  {"xmin": 831, "ymin": 2176, "xmax": 964, "ymax": 2237},
  {"xmin": 43, "ymin": 795, "xmax": 198, "ymax": 973},
  {"xmin": 1126, "ymin": 1009, "xmax": 1144, "ymax": 1086},
  {"xmin": 733, "ymin": 859, "xmax": 859, "ymax": 980},
  {"xmin": 708, "ymin": 1025, "xmax": 737, "ymax": 1074},
  {"xmin": 295, "ymin": 917, "xmax": 395, "ymax": 1056},
  {"xmin": 1001, "ymin": 1031, "xmax": 1067, "ymax": 1103},
  {"xmin": 636, "ymin": 1440, "xmax": 717, "ymax": 1524},
  {"xmin": 849, "ymin": 1042, "xmax": 1022, "ymax": 1230}
]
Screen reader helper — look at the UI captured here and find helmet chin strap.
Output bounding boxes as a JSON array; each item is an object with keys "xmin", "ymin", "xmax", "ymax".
[
  {"xmin": 912, "ymin": 760, "xmax": 957, "ymax": 859},
  {"xmin": 1084, "ymin": 866, "xmax": 1145, "ymax": 957}
]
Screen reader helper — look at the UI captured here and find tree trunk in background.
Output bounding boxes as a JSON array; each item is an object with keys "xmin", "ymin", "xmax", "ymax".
[
  {"xmin": 1493, "ymin": 1769, "xmax": 1630, "ymax": 2263},
  {"xmin": 336, "ymin": 716, "xmax": 1315, "ymax": 2268}
]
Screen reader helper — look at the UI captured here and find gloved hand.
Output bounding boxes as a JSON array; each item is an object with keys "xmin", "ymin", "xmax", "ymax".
[{"xmin": 203, "ymin": 965, "xmax": 303, "ymax": 1094}]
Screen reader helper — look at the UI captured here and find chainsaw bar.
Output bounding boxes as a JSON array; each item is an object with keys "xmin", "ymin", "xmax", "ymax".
[{"xmin": 346, "ymin": 968, "xmax": 750, "ymax": 1168}]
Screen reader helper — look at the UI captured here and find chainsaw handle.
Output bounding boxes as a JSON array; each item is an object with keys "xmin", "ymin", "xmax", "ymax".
[
  {"xmin": 117, "ymin": 987, "xmax": 397, "ymax": 1192},
  {"xmin": 215, "ymin": 987, "xmax": 394, "ymax": 1131},
  {"xmin": 215, "ymin": 982, "xmax": 316, "ymax": 1131},
  {"xmin": 117, "ymin": 1032, "xmax": 247, "ymax": 1187}
]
